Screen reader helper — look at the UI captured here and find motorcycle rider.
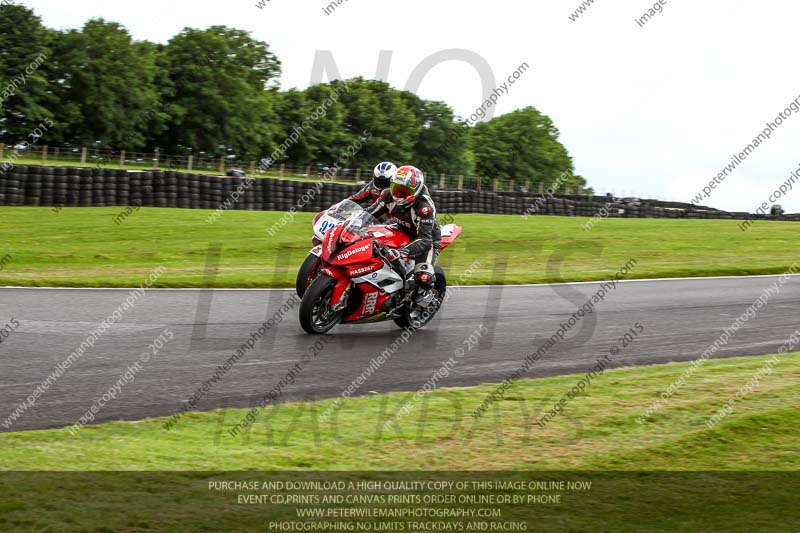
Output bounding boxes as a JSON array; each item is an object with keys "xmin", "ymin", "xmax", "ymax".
[
  {"xmin": 367, "ymin": 165, "xmax": 442, "ymax": 301},
  {"xmin": 348, "ymin": 162, "xmax": 397, "ymax": 207}
]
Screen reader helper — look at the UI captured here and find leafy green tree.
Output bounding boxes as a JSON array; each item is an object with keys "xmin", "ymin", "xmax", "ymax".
[
  {"xmin": 400, "ymin": 92, "xmax": 473, "ymax": 177},
  {"xmin": 471, "ymin": 107, "xmax": 581, "ymax": 189},
  {"xmin": 271, "ymin": 89, "xmax": 313, "ymax": 164},
  {"xmin": 0, "ymin": 4, "xmax": 54, "ymax": 141},
  {"xmin": 139, "ymin": 44, "xmax": 173, "ymax": 152},
  {"xmin": 327, "ymin": 78, "xmax": 416, "ymax": 169},
  {"xmin": 156, "ymin": 26, "xmax": 281, "ymax": 159},
  {"xmin": 49, "ymin": 19, "xmax": 161, "ymax": 150},
  {"xmin": 274, "ymin": 83, "xmax": 352, "ymax": 167}
]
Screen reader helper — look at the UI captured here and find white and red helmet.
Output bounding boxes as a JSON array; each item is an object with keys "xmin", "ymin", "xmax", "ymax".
[{"xmin": 390, "ymin": 165, "xmax": 424, "ymax": 206}]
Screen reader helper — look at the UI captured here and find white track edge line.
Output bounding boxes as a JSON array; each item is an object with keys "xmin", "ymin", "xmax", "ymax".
[{"xmin": 2, "ymin": 273, "xmax": 798, "ymax": 291}]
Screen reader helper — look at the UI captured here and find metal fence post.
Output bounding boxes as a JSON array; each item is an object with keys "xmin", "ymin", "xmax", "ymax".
[
  {"xmin": 188, "ymin": 155, "xmax": 194, "ymax": 171},
  {"xmin": 80, "ymin": 147, "xmax": 87, "ymax": 166},
  {"xmin": 219, "ymin": 157, "xmax": 225, "ymax": 174},
  {"xmin": 42, "ymin": 145, "xmax": 48, "ymax": 163},
  {"xmin": 0, "ymin": 143, "xmax": 4, "ymax": 160},
  {"xmin": 458, "ymin": 175, "xmax": 464, "ymax": 190},
  {"xmin": 119, "ymin": 150, "xmax": 126, "ymax": 167}
]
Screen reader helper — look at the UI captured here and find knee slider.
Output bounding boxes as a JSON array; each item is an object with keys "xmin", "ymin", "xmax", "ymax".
[{"xmin": 415, "ymin": 263, "xmax": 435, "ymax": 288}]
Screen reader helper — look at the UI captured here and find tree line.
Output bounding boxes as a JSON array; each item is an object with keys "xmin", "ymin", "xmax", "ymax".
[{"xmin": 0, "ymin": 3, "xmax": 586, "ymax": 189}]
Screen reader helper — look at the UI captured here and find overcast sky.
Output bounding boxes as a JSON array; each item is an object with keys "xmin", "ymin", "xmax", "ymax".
[{"xmin": 24, "ymin": 0, "xmax": 800, "ymax": 212}]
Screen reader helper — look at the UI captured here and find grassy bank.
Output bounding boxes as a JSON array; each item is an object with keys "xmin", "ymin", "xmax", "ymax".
[
  {"xmin": 1, "ymin": 352, "xmax": 797, "ymax": 471},
  {"xmin": 0, "ymin": 207, "xmax": 797, "ymax": 288},
  {"xmin": 1, "ymin": 353, "xmax": 797, "ymax": 531}
]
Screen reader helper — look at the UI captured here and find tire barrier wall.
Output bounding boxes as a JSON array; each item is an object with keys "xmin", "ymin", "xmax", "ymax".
[{"xmin": 1, "ymin": 165, "xmax": 798, "ymax": 222}]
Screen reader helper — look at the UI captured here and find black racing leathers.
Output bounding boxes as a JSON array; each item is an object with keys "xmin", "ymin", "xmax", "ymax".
[{"xmin": 368, "ymin": 186, "xmax": 442, "ymax": 268}]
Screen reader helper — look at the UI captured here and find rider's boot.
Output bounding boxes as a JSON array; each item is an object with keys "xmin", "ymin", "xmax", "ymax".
[{"xmin": 411, "ymin": 263, "xmax": 436, "ymax": 308}]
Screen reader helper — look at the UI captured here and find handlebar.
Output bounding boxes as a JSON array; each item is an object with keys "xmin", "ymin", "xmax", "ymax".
[{"xmin": 375, "ymin": 243, "xmax": 408, "ymax": 262}]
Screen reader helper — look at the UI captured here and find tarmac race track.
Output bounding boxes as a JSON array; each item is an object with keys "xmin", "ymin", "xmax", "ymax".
[{"xmin": 1, "ymin": 274, "xmax": 798, "ymax": 432}]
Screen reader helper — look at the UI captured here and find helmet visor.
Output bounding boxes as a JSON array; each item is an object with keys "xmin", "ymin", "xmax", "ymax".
[{"xmin": 390, "ymin": 182, "xmax": 415, "ymax": 200}]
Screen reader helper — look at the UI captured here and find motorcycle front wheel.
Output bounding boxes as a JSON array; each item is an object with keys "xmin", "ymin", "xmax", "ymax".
[
  {"xmin": 296, "ymin": 253, "xmax": 322, "ymax": 298},
  {"xmin": 299, "ymin": 274, "xmax": 345, "ymax": 334}
]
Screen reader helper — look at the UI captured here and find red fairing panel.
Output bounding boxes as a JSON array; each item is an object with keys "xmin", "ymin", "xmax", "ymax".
[
  {"xmin": 321, "ymin": 224, "xmax": 344, "ymax": 263},
  {"xmin": 329, "ymin": 239, "xmax": 376, "ymax": 267},
  {"xmin": 346, "ymin": 261, "xmax": 382, "ymax": 277},
  {"xmin": 344, "ymin": 283, "xmax": 389, "ymax": 322},
  {"xmin": 367, "ymin": 226, "xmax": 411, "ymax": 250},
  {"xmin": 440, "ymin": 224, "xmax": 462, "ymax": 251},
  {"xmin": 321, "ymin": 265, "xmax": 351, "ymax": 308}
]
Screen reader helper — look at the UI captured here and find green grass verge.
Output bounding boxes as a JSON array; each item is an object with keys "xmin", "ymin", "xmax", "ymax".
[
  {"xmin": 2, "ymin": 352, "xmax": 797, "ymax": 471},
  {"xmin": 0, "ymin": 207, "xmax": 797, "ymax": 288},
  {"xmin": 1, "ymin": 353, "xmax": 797, "ymax": 531}
]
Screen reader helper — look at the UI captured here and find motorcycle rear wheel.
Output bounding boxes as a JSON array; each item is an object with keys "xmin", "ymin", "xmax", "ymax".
[
  {"xmin": 300, "ymin": 274, "xmax": 345, "ymax": 334},
  {"xmin": 394, "ymin": 265, "xmax": 447, "ymax": 331}
]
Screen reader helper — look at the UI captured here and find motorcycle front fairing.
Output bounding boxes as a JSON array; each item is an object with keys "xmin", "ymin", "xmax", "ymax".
[
  {"xmin": 318, "ymin": 207, "xmax": 380, "ymax": 310},
  {"xmin": 311, "ymin": 199, "xmax": 364, "ymax": 246}
]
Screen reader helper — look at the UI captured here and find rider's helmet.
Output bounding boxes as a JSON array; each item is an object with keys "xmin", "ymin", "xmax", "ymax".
[
  {"xmin": 390, "ymin": 165, "xmax": 424, "ymax": 206},
  {"xmin": 373, "ymin": 162, "xmax": 398, "ymax": 188}
]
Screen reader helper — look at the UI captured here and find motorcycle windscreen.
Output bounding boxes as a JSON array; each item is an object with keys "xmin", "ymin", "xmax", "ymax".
[
  {"xmin": 315, "ymin": 199, "xmax": 362, "ymax": 241},
  {"xmin": 340, "ymin": 208, "xmax": 382, "ymax": 244}
]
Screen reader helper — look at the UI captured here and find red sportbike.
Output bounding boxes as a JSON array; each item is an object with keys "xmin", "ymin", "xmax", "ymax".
[{"xmin": 298, "ymin": 200, "xmax": 462, "ymax": 334}]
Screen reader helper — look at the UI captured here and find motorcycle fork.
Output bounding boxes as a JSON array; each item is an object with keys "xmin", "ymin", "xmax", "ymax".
[{"xmin": 332, "ymin": 283, "xmax": 351, "ymax": 311}]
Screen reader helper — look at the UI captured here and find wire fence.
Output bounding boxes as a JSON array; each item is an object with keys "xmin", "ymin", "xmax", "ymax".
[{"xmin": 0, "ymin": 143, "xmax": 587, "ymax": 194}]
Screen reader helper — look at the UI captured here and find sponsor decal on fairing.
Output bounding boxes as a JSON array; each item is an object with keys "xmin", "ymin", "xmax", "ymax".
[
  {"xmin": 362, "ymin": 292, "xmax": 379, "ymax": 315},
  {"xmin": 337, "ymin": 243, "xmax": 371, "ymax": 262}
]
